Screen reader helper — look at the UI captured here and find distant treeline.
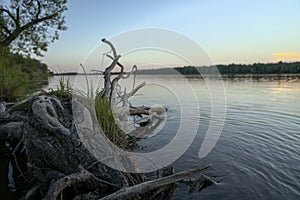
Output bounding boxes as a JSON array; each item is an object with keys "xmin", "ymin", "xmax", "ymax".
[
  {"xmin": 136, "ymin": 62, "xmax": 300, "ymax": 75},
  {"xmin": 53, "ymin": 72, "xmax": 130, "ymax": 76}
]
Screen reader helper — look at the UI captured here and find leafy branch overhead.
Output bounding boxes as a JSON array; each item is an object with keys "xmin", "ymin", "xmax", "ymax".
[{"xmin": 0, "ymin": 0, "xmax": 68, "ymax": 56}]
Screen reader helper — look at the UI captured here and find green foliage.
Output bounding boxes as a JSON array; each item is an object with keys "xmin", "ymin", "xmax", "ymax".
[
  {"xmin": 46, "ymin": 76, "xmax": 72, "ymax": 98},
  {"xmin": 73, "ymin": 65, "xmax": 132, "ymax": 148},
  {"xmin": 215, "ymin": 62, "xmax": 300, "ymax": 74},
  {"xmin": 0, "ymin": 0, "xmax": 68, "ymax": 56},
  {"xmin": 57, "ymin": 76, "xmax": 71, "ymax": 94},
  {"xmin": 95, "ymin": 95, "xmax": 119, "ymax": 145},
  {"xmin": 0, "ymin": 48, "xmax": 29, "ymax": 101},
  {"xmin": 136, "ymin": 61, "xmax": 300, "ymax": 75},
  {"xmin": 0, "ymin": 47, "xmax": 49, "ymax": 101},
  {"xmin": 94, "ymin": 93, "xmax": 137, "ymax": 150}
]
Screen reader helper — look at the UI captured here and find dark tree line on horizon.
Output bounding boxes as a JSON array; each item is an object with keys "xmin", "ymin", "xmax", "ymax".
[{"xmin": 136, "ymin": 61, "xmax": 300, "ymax": 75}]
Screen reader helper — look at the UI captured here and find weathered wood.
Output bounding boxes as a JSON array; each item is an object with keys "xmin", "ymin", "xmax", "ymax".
[
  {"xmin": 106, "ymin": 54, "xmax": 125, "ymax": 102},
  {"xmin": 102, "ymin": 38, "xmax": 118, "ymax": 58},
  {"xmin": 129, "ymin": 106, "xmax": 167, "ymax": 116},
  {"xmin": 106, "ymin": 54, "xmax": 139, "ymax": 102},
  {"xmin": 101, "ymin": 38, "xmax": 121, "ymax": 97},
  {"xmin": 0, "ymin": 101, "xmax": 6, "ymax": 112},
  {"xmin": 129, "ymin": 107, "xmax": 150, "ymax": 115},
  {"xmin": 99, "ymin": 165, "xmax": 211, "ymax": 200},
  {"xmin": 100, "ymin": 38, "xmax": 146, "ymax": 108},
  {"xmin": 31, "ymin": 95, "xmax": 70, "ymax": 136},
  {"xmin": 44, "ymin": 168, "xmax": 99, "ymax": 200},
  {"xmin": 120, "ymin": 82, "xmax": 146, "ymax": 107}
]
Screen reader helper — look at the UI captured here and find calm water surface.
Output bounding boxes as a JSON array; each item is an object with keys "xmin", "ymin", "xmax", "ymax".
[{"xmin": 48, "ymin": 74, "xmax": 300, "ymax": 200}]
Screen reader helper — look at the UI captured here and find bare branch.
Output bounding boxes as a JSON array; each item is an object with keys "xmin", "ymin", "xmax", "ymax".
[
  {"xmin": 0, "ymin": 7, "xmax": 18, "ymax": 26},
  {"xmin": 100, "ymin": 39, "xmax": 122, "ymax": 97},
  {"xmin": 102, "ymin": 55, "xmax": 121, "ymax": 97},
  {"xmin": 104, "ymin": 54, "xmax": 140, "ymax": 101},
  {"xmin": 35, "ymin": 0, "xmax": 41, "ymax": 19},
  {"xmin": 102, "ymin": 38, "xmax": 117, "ymax": 58},
  {"xmin": 105, "ymin": 54, "xmax": 137, "ymax": 79},
  {"xmin": 119, "ymin": 82, "xmax": 145, "ymax": 107},
  {"xmin": 105, "ymin": 54, "xmax": 126, "ymax": 100},
  {"xmin": 45, "ymin": 169, "xmax": 93, "ymax": 200},
  {"xmin": 99, "ymin": 165, "xmax": 211, "ymax": 200},
  {"xmin": 45, "ymin": 167, "xmax": 121, "ymax": 200},
  {"xmin": 122, "ymin": 65, "xmax": 137, "ymax": 79},
  {"xmin": 128, "ymin": 82, "xmax": 146, "ymax": 97},
  {"xmin": 91, "ymin": 69, "xmax": 104, "ymax": 74},
  {"xmin": 0, "ymin": 23, "xmax": 11, "ymax": 35},
  {"xmin": 106, "ymin": 54, "xmax": 124, "ymax": 69},
  {"xmin": 116, "ymin": 84, "xmax": 123, "ymax": 98},
  {"xmin": 104, "ymin": 55, "xmax": 121, "ymax": 72},
  {"xmin": 110, "ymin": 63, "xmax": 124, "ymax": 101}
]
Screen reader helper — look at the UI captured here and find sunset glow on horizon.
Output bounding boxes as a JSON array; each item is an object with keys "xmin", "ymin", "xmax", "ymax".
[{"xmin": 272, "ymin": 52, "xmax": 300, "ymax": 62}]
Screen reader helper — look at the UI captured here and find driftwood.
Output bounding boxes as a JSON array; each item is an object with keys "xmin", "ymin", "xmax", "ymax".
[
  {"xmin": 99, "ymin": 38, "xmax": 146, "ymax": 107},
  {"xmin": 0, "ymin": 101, "xmax": 6, "ymax": 112},
  {"xmin": 129, "ymin": 106, "xmax": 167, "ymax": 116},
  {"xmin": 101, "ymin": 38, "xmax": 121, "ymax": 98},
  {"xmin": 97, "ymin": 39, "xmax": 167, "ymax": 132},
  {"xmin": 44, "ymin": 168, "xmax": 94, "ymax": 200},
  {"xmin": 118, "ymin": 82, "xmax": 146, "ymax": 107},
  {"xmin": 100, "ymin": 165, "xmax": 211, "ymax": 200}
]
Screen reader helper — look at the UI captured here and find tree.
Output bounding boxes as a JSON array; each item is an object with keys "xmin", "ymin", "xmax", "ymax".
[{"xmin": 0, "ymin": 0, "xmax": 67, "ymax": 56}]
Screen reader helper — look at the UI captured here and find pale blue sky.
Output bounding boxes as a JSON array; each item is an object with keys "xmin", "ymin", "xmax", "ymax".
[{"xmin": 42, "ymin": 0, "xmax": 300, "ymax": 72}]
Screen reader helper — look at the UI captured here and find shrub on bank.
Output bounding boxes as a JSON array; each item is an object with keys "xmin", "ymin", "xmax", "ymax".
[
  {"xmin": 0, "ymin": 47, "xmax": 49, "ymax": 101},
  {"xmin": 0, "ymin": 48, "xmax": 29, "ymax": 101}
]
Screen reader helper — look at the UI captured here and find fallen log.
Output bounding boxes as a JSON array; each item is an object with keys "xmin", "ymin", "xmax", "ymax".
[{"xmin": 100, "ymin": 164, "xmax": 211, "ymax": 200}]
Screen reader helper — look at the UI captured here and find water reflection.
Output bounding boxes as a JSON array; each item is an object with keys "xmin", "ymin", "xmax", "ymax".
[
  {"xmin": 221, "ymin": 74, "xmax": 300, "ymax": 82},
  {"xmin": 46, "ymin": 74, "xmax": 300, "ymax": 200}
]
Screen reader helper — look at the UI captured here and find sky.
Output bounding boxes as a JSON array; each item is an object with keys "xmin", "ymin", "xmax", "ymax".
[{"xmin": 42, "ymin": 0, "xmax": 300, "ymax": 72}]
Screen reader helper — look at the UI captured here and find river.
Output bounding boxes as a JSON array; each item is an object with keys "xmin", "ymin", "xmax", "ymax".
[{"xmin": 47, "ymin": 74, "xmax": 300, "ymax": 200}]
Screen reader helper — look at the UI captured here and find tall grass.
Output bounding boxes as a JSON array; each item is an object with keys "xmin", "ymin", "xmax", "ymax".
[
  {"xmin": 45, "ymin": 65, "xmax": 135, "ymax": 149},
  {"xmin": 56, "ymin": 76, "xmax": 72, "ymax": 97},
  {"xmin": 45, "ymin": 76, "xmax": 72, "ymax": 99},
  {"xmin": 94, "ymin": 93, "xmax": 138, "ymax": 149},
  {"xmin": 95, "ymin": 95, "xmax": 119, "ymax": 144}
]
